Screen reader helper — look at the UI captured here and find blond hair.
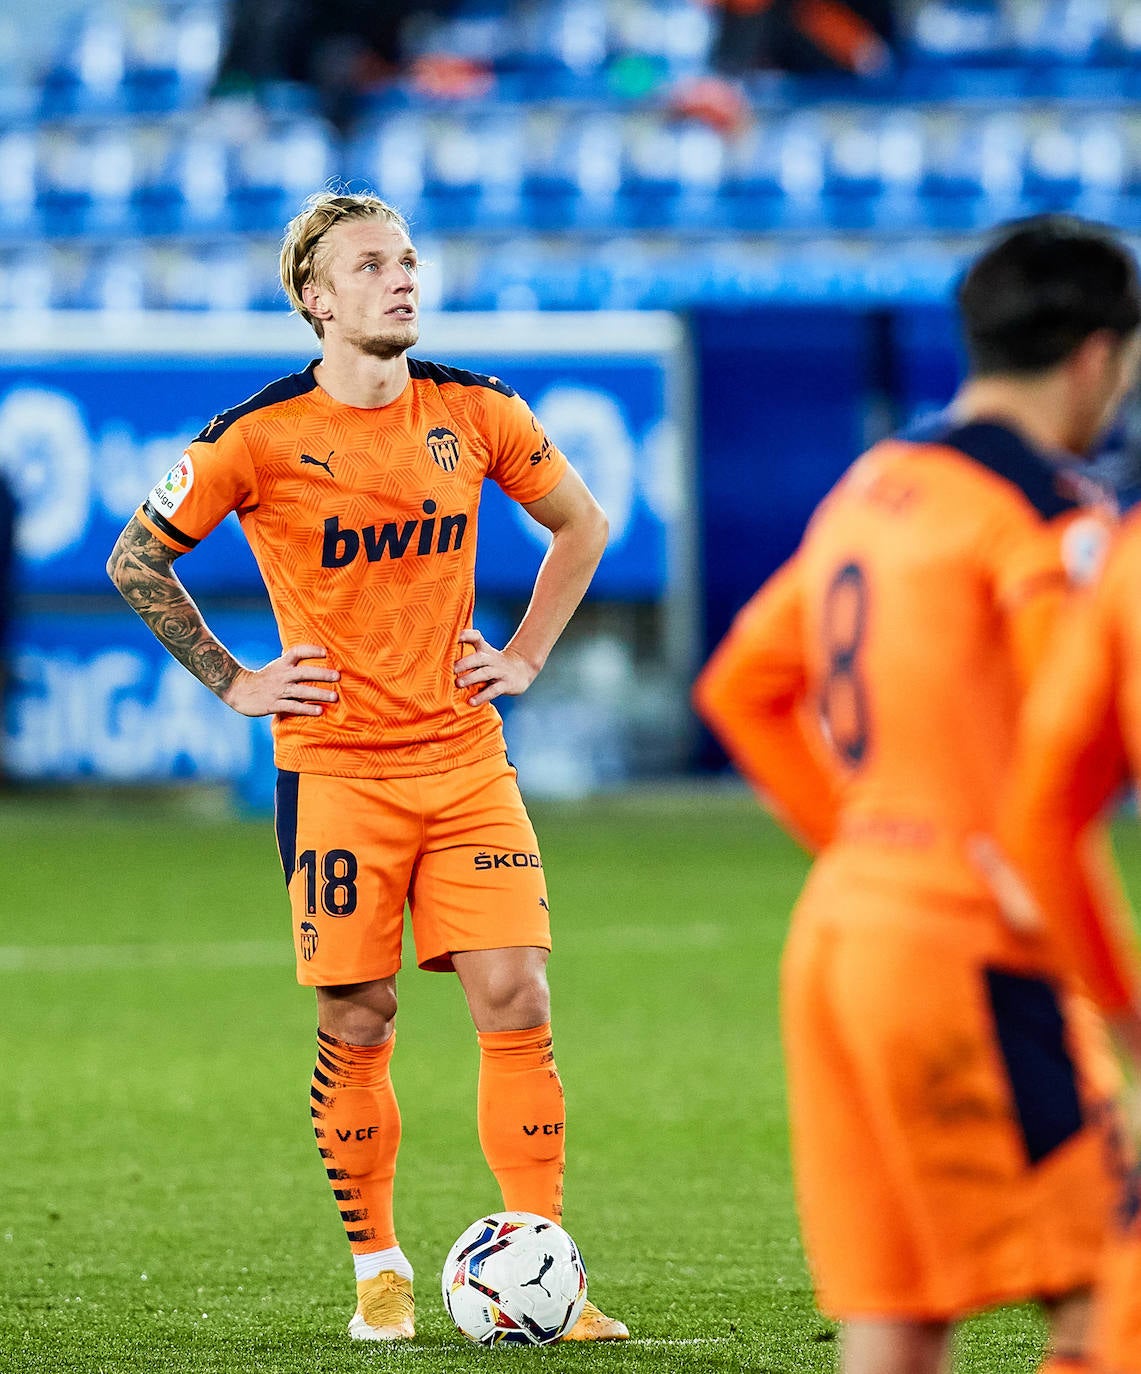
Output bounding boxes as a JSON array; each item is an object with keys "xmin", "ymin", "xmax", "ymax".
[{"xmin": 280, "ymin": 191, "xmax": 410, "ymax": 338}]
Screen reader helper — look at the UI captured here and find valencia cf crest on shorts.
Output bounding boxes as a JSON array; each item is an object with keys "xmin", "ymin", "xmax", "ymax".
[
  {"xmin": 300, "ymin": 920, "xmax": 319, "ymax": 961},
  {"xmin": 426, "ymin": 426, "xmax": 461, "ymax": 472}
]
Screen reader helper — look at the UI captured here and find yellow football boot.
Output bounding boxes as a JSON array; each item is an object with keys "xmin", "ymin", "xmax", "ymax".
[
  {"xmin": 347, "ymin": 1271, "xmax": 415, "ymax": 1342},
  {"xmin": 561, "ymin": 1298, "xmax": 629, "ymax": 1341}
]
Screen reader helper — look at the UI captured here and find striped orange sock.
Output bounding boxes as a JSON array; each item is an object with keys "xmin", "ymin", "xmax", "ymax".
[
  {"xmin": 477, "ymin": 1022, "xmax": 566, "ymax": 1222},
  {"xmin": 310, "ymin": 1029, "xmax": 401, "ymax": 1253}
]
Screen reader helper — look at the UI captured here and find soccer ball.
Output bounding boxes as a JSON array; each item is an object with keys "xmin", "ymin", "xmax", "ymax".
[{"xmin": 441, "ymin": 1211, "xmax": 588, "ymax": 1345}]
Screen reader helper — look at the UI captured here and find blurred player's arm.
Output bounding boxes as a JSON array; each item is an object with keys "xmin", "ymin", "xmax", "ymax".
[
  {"xmin": 980, "ymin": 503, "xmax": 1140, "ymax": 1016},
  {"xmin": 693, "ymin": 556, "xmax": 840, "ymax": 852},
  {"xmin": 996, "ymin": 503, "xmax": 1116, "ymax": 691},
  {"xmin": 997, "ymin": 593, "xmax": 1141, "ymax": 1019},
  {"xmin": 107, "ymin": 514, "xmax": 339, "ymax": 718},
  {"xmin": 455, "ymin": 463, "xmax": 608, "ymax": 706}
]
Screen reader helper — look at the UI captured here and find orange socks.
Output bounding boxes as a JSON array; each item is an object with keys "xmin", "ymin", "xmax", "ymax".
[
  {"xmin": 310, "ymin": 1029, "xmax": 401, "ymax": 1253},
  {"xmin": 477, "ymin": 1023, "xmax": 566, "ymax": 1222},
  {"xmin": 311, "ymin": 1024, "xmax": 564, "ymax": 1252}
]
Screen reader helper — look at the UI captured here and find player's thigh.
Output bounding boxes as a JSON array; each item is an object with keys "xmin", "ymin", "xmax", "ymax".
[
  {"xmin": 275, "ymin": 769, "xmax": 418, "ymax": 986},
  {"xmin": 409, "ymin": 754, "xmax": 551, "ymax": 974}
]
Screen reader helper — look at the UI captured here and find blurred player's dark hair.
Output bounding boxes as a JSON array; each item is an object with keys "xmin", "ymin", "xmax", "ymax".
[{"xmin": 958, "ymin": 215, "xmax": 1141, "ymax": 376}]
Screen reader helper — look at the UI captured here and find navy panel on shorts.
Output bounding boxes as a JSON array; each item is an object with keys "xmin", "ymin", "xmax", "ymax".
[
  {"xmin": 274, "ymin": 769, "xmax": 300, "ymax": 886},
  {"xmin": 983, "ymin": 966, "xmax": 1084, "ymax": 1165}
]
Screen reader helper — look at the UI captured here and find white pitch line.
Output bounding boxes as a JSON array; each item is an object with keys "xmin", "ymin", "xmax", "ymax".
[
  {"xmin": 624, "ymin": 1337, "xmax": 735, "ymax": 1347},
  {"xmin": 365, "ymin": 1336, "xmax": 735, "ymax": 1354},
  {"xmin": 0, "ymin": 924, "xmax": 733, "ymax": 975}
]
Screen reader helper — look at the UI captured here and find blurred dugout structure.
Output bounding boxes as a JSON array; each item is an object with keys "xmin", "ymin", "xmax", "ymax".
[{"xmin": 3, "ymin": 0, "xmax": 1141, "ymax": 790}]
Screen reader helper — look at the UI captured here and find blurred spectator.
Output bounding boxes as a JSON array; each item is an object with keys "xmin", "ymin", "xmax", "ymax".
[
  {"xmin": 713, "ymin": 0, "xmax": 896, "ymax": 79},
  {"xmin": 672, "ymin": 0, "xmax": 897, "ymax": 133},
  {"xmin": 213, "ymin": 0, "xmax": 480, "ymax": 127}
]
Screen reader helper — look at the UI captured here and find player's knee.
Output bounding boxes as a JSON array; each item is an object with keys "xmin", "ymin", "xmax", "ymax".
[
  {"xmin": 316, "ymin": 979, "xmax": 398, "ymax": 1045},
  {"xmin": 482, "ymin": 969, "xmax": 551, "ymax": 1029},
  {"xmin": 512, "ymin": 978, "xmax": 551, "ymax": 1029},
  {"xmin": 1043, "ymin": 1285, "xmax": 1093, "ymax": 1357}
]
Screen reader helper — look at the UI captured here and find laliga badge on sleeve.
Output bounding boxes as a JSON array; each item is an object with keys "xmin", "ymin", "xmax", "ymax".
[
  {"xmin": 148, "ymin": 453, "xmax": 195, "ymax": 520},
  {"xmin": 1061, "ymin": 513, "xmax": 1110, "ymax": 587}
]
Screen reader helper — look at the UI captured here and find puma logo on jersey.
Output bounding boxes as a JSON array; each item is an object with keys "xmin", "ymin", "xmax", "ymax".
[
  {"xmin": 321, "ymin": 500, "xmax": 468, "ymax": 567},
  {"xmin": 300, "ymin": 450, "xmax": 335, "ymax": 477}
]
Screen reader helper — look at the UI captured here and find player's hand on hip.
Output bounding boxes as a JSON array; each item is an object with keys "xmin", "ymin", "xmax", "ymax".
[
  {"xmin": 454, "ymin": 628, "xmax": 537, "ymax": 706},
  {"xmin": 223, "ymin": 644, "xmax": 340, "ymax": 717}
]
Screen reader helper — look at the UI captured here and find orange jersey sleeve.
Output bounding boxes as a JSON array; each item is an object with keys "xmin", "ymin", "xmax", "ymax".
[
  {"xmin": 693, "ymin": 555, "xmax": 841, "ymax": 852},
  {"xmin": 999, "ymin": 534, "xmax": 1141, "ymax": 1013},
  {"xmin": 986, "ymin": 502, "xmax": 1113, "ymax": 692},
  {"xmin": 134, "ymin": 415, "xmax": 259, "ymax": 552},
  {"xmin": 480, "ymin": 384, "xmax": 568, "ymax": 505}
]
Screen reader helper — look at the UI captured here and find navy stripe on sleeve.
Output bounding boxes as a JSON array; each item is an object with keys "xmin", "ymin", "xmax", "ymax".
[
  {"xmin": 141, "ymin": 500, "xmax": 199, "ymax": 548},
  {"xmin": 409, "ymin": 357, "xmax": 515, "ymax": 395},
  {"xmin": 193, "ymin": 365, "xmax": 321, "ymax": 444}
]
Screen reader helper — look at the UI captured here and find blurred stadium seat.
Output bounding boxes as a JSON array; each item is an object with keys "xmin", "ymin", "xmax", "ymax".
[{"xmin": 1, "ymin": 0, "xmax": 1137, "ymax": 312}]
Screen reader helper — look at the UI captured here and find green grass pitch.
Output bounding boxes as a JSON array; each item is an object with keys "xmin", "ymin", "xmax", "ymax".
[{"xmin": 6, "ymin": 783, "xmax": 1134, "ymax": 1372}]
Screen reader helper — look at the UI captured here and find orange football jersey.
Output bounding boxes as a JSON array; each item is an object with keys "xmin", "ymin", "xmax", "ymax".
[
  {"xmin": 695, "ymin": 417, "xmax": 1113, "ymax": 908},
  {"xmin": 135, "ymin": 359, "xmax": 567, "ymax": 777}
]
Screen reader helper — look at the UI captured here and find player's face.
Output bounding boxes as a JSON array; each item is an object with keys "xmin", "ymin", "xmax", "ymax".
[{"xmin": 310, "ymin": 218, "xmax": 420, "ymax": 359}]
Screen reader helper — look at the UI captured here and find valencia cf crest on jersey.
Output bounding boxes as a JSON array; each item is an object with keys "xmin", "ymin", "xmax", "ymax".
[{"xmin": 426, "ymin": 426, "xmax": 461, "ymax": 472}]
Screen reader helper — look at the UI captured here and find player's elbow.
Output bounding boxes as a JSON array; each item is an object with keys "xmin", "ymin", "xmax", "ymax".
[
  {"xmin": 595, "ymin": 499, "xmax": 609, "ymax": 542},
  {"xmin": 569, "ymin": 499, "xmax": 608, "ymax": 580},
  {"xmin": 585, "ymin": 498, "xmax": 608, "ymax": 560},
  {"xmin": 106, "ymin": 538, "xmax": 125, "ymax": 589}
]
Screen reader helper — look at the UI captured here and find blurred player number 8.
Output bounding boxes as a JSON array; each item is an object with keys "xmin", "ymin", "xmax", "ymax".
[{"xmin": 819, "ymin": 560, "xmax": 870, "ymax": 769}]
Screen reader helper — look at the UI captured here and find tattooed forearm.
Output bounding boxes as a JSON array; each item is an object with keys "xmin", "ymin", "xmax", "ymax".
[{"xmin": 107, "ymin": 517, "xmax": 243, "ymax": 699}]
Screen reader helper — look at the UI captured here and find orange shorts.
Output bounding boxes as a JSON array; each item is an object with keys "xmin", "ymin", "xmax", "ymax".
[
  {"xmin": 782, "ymin": 881, "xmax": 1121, "ymax": 1322},
  {"xmin": 273, "ymin": 752, "xmax": 551, "ymax": 985}
]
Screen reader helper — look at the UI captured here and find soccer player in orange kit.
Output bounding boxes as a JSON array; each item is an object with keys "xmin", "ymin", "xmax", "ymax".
[
  {"xmin": 694, "ymin": 215, "xmax": 1141, "ymax": 1374},
  {"xmin": 106, "ymin": 190, "xmax": 628, "ymax": 1343},
  {"xmin": 992, "ymin": 485, "xmax": 1141, "ymax": 1374}
]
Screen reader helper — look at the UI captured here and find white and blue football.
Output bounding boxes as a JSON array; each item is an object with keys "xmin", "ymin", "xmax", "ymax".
[{"xmin": 442, "ymin": 1211, "xmax": 587, "ymax": 1345}]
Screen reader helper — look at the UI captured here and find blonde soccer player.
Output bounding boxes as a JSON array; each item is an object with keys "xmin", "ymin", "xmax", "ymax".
[{"xmin": 108, "ymin": 191, "xmax": 627, "ymax": 1344}]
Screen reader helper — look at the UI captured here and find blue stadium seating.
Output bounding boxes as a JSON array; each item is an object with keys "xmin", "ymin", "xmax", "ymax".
[{"xmin": 4, "ymin": 0, "xmax": 1141, "ymax": 312}]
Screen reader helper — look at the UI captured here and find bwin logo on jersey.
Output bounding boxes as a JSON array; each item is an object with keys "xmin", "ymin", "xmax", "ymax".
[
  {"xmin": 321, "ymin": 500, "xmax": 468, "ymax": 567},
  {"xmin": 426, "ymin": 426, "xmax": 460, "ymax": 472}
]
